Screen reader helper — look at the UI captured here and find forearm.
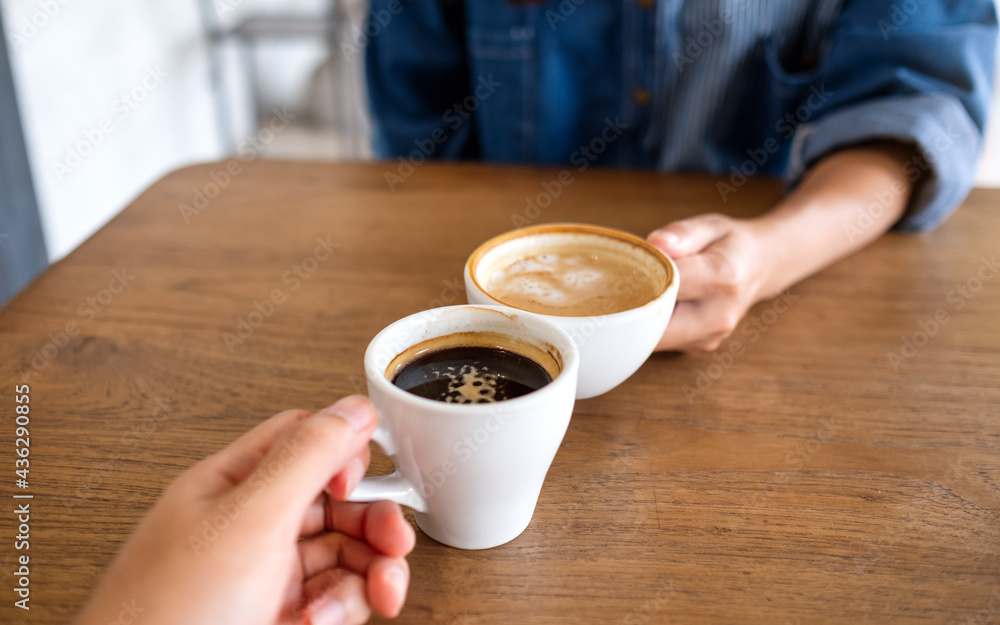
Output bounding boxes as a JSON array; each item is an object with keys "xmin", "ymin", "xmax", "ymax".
[{"xmin": 752, "ymin": 142, "xmax": 916, "ymax": 300}]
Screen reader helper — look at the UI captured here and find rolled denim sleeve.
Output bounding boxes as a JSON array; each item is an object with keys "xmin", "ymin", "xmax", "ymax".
[{"xmin": 785, "ymin": 0, "xmax": 998, "ymax": 232}]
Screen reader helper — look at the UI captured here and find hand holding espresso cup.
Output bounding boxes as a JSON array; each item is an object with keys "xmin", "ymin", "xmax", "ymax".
[{"xmin": 74, "ymin": 397, "xmax": 415, "ymax": 625}]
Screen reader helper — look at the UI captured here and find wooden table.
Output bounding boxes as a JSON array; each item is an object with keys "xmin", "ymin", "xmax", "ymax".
[{"xmin": 1, "ymin": 162, "xmax": 998, "ymax": 624}]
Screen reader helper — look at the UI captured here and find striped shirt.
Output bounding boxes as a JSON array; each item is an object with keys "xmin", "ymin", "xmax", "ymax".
[{"xmin": 366, "ymin": 0, "xmax": 997, "ymax": 230}]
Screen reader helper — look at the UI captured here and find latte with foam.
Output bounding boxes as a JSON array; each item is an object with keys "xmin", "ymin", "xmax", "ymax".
[
  {"xmin": 468, "ymin": 226, "xmax": 671, "ymax": 318},
  {"xmin": 485, "ymin": 247, "xmax": 661, "ymax": 316}
]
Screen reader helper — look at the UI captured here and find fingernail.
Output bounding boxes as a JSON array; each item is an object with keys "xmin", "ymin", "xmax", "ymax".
[
  {"xmin": 347, "ymin": 457, "xmax": 365, "ymax": 491},
  {"xmin": 319, "ymin": 395, "xmax": 374, "ymax": 432},
  {"xmin": 309, "ymin": 597, "xmax": 346, "ymax": 625},
  {"xmin": 386, "ymin": 565, "xmax": 408, "ymax": 604}
]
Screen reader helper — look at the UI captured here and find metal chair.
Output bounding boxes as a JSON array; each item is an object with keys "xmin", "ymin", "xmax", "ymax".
[{"xmin": 197, "ymin": 0, "xmax": 344, "ymax": 152}]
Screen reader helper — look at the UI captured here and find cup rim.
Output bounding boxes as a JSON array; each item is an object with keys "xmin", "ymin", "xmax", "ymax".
[
  {"xmin": 364, "ymin": 305, "xmax": 580, "ymax": 414},
  {"xmin": 465, "ymin": 223, "xmax": 676, "ymax": 319}
]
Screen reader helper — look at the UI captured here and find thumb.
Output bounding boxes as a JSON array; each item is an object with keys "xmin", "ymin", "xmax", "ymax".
[
  {"xmin": 648, "ymin": 213, "xmax": 731, "ymax": 258},
  {"xmin": 232, "ymin": 395, "xmax": 377, "ymax": 527}
]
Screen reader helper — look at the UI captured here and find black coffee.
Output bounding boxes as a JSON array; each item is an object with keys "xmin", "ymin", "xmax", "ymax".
[{"xmin": 391, "ymin": 346, "xmax": 553, "ymax": 404}]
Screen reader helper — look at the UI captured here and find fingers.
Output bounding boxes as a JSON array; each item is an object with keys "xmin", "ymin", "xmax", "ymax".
[
  {"xmin": 298, "ymin": 532, "xmax": 410, "ymax": 618},
  {"xmin": 310, "ymin": 499, "xmax": 415, "ymax": 558},
  {"xmin": 649, "ymin": 214, "xmax": 772, "ymax": 352},
  {"xmin": 301, "ymin": 495, "xmax": 328, "ymax": 538},
  {"xmin": 301, "ymin": 443, "xmax": 373, "ymax": 536},
  {"xmin": 300, "ymin": 441, "xmax": 371, "ymax": 538},
  {"xmin": 656, "ymin": 300, "xmax": 736, "ymax": 352},
  {"xmin": 673, "ymin": 249, "xmax": 748, "ymax": 301},
  {"xmin": 672, "ymin": 254, "xmax": 713, "ymax": 301},
  {"xmin": 326, "ymin": 444, "xmax": 372, "ymax": 500},
  {"xmin": 189, "ymin": 409, "xmax": 313, "ymax": 496},
  {"xmin": 361, "ymin": 500, "xmax": 417, "ymax": 558},
  {"xmin": 227, "ymin": 396, "xmax": 378, "ymax": 530},
  {"xmin": 648, "ymin": 213, "xmax": 732, "ymax": 259},
  {"xmin": 656, "ymin": 301, "xmax": 702, "ymax": 351},
  {"xmin": 297, "ymin": 569, "xmax": 371, "ymax": 625},
  {"xmin": 298, "ymin": 531, "xmax": 374, "ymax": 579},
  {"xmin": 366, "ymin": 555, "xmax": 410, "ymax": 618}
]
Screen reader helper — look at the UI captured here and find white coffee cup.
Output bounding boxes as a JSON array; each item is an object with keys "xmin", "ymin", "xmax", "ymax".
[
  {"xmin": 464, "ymin": 224, "xmax": 679, "ymax": 399},
  {"xmin": 348, "ymin": 305, "xmax": 579, "ymax": 550}
]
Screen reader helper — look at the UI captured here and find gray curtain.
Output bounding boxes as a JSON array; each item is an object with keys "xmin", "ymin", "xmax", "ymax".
[{"xmin": 0, "ymin": 9, "xmax": 48, "ymax": 306}]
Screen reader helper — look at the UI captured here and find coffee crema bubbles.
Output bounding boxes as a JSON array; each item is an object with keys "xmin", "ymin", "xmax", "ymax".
[{"xmin": 385, "ymin": 331, "xmax": 562, "ymax": 404}]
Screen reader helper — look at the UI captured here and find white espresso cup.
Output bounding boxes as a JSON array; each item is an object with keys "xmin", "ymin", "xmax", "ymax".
[
  {"xmin": 348, "ymin": 305, "xmax": 579, "ymax": 550},
  {"xmin": 464, "ymin": 224, "xmax": 679, "ymax": 399}
]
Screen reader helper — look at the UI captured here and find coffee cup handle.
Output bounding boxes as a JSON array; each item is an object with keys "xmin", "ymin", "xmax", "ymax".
[{"xmin": 344, "ymin": 422, "xmax": 428, "ymax": 513}]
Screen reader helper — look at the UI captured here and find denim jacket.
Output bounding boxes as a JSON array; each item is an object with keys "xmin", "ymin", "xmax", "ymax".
[{"xmin": 366, "ymin": 0, "xmax": 997, "ymax": 231}]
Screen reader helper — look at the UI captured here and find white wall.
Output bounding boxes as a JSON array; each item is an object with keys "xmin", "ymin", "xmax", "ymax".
[
  {"xmin": 978, "ymin": 0, "xmax": 1000, "ymax": 184},
  {"xmin": 3, "ymin": 0, "xmax": 1000, "ymax": 261},
  {"xmin": 3, "ymin": 1, "xmax": 216, "ymax": 260},
  {"xmin": 976, "ymin": 44, "xmax": 1000, "ymax": 186},
  {"xmin": 1, "ymin": 0, "xmax": 332, "ymax": 261}
]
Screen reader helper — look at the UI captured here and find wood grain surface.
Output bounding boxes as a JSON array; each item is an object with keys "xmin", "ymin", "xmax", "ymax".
[{"xmin": 0, "ymin": 161, "xmax": 997, "ymax": 625}]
